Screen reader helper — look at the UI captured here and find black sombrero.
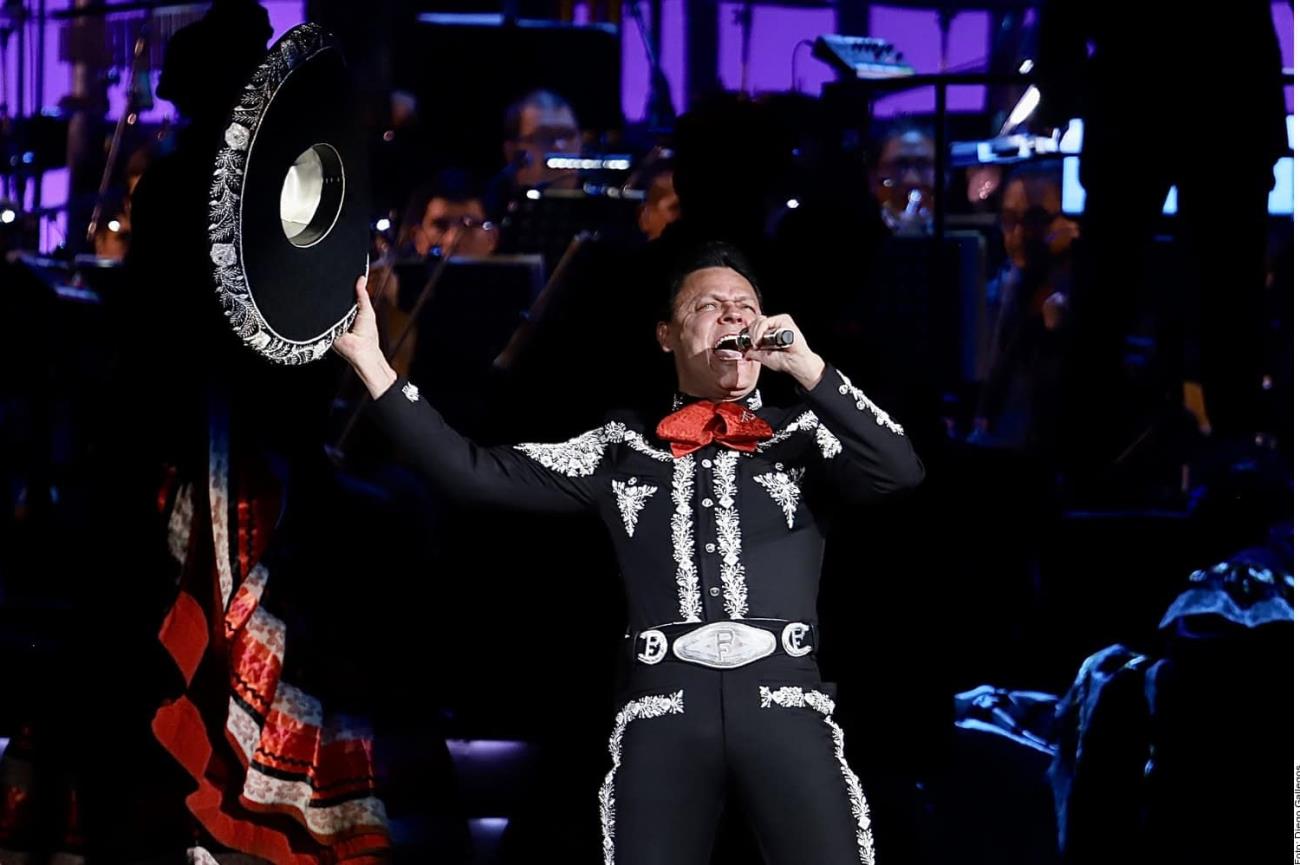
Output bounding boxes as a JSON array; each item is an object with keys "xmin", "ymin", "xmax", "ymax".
[{"xmin": 208, "ymin": 23, "xmax": 369, "ymax": 365}]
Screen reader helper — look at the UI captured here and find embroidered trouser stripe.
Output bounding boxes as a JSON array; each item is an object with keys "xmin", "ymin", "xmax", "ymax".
[
  {"xmin": 598, "ymin": 691, "xmax": 685, "ymax": 865},
  {"xmin": 757, "ymin": 686, "xmax": 876, "ymax": 865}
]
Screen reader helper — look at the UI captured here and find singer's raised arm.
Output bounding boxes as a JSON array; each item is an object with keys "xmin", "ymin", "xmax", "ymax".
[{"xmin": 334, "ymin": 277, "xmax": 604, "ymax": 513}]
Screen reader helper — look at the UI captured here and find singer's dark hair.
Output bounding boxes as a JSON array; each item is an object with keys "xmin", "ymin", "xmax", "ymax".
[{"xmin": 663, "ymin": 240, "xmax": 763, "ymax": 319}]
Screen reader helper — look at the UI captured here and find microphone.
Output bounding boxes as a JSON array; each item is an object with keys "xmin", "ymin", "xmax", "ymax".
[{"xmin": 716, "ymin": 329, "xmax": 796, "ymax": 352}]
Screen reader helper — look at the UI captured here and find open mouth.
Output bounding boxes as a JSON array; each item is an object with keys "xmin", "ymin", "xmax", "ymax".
[{"xmin": 713, "ymin": 333, "xmax": 746, "ymax": 361}]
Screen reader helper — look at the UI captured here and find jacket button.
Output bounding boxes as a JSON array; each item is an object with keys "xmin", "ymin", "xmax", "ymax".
[
  {"xmin": 709, "ymin": 587, "xmax": 721, "ymax": 597},
  {"xmin": 702, "ymin": 498, "xmax": 713, "ymax": 508},
  {"xmin": 701, "ymin": 459, "xmax": 713, "ymax": 469},
  {"xmin": 705, "ymin": 542, "xmax": 716, "ymax": 553}
]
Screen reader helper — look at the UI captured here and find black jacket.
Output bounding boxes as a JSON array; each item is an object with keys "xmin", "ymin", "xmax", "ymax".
[{"xmin": 369, "ymin": 366, "xmax": 924, "ymax": 631}]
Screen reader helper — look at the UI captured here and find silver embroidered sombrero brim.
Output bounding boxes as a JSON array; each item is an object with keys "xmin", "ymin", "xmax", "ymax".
[{"xmin": 208, "ymin": 23, "xmax": 370, "ymax": 365}]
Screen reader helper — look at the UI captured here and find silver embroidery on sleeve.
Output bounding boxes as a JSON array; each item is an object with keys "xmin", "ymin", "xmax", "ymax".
[
  {"xmin": 671, "ymin": 456, "xmax": 703, "ymax": 622},
  {"xmin": 401, "ymin": 382, "xmax": 420, "ymax": 403},
  {"xmin": 599, "ymin": 691, "xmax": 685, "ymax": 865},
  {"xmin": 758, "ymin": 411, "xmax": 842, "ymax": 460},
  {"xmin": 515, "ymin": 422, "xmax": 626, "ymax": 477},
  {"xmin": 713, "ymin": 450, "xmax": 748, "ymax": 619},
  {"xmin": 612, "ymin": 480, "xmax": 659, "ymax": 537},
  {"xmin": 758, "ymin": 686, "xmax": 875, "ymax": 864},
  {"xmin": 836, "ymin": 370, "xmax": 904, "ymax": 436},
  {"xmin": 754, "ymin": 470, "xmax": 802, "ymax": 529}
]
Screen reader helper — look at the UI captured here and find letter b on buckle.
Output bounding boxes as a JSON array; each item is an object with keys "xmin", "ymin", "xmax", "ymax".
[{"xmin": 637, "ymin": 629, "xmax": 668, "ymax": 664}]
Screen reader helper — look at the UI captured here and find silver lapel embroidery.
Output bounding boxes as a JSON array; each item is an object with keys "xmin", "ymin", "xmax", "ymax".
[
  {"xmin": 671, "ymin": 456, "xmax": 703, "ymax": 622},
  {"xmin": 816, "ymin": 423, "xmax": 844, "ymax": 458},
  {"xmin": 759, "ymin": 686, "xmax": 875, "ymax": 864},
  {"xmin": 599, "ymin": 691, "xmax": 685, "ymax": 865},
  {"xmin": 754, "ymin": 470, "xmax": 802, "ymax": 529},
  {"xmin": 515, "ymin": 422, "xmax": 626, "ymax": 477},
  {"xmin": 836, "ymin": 370, "xmax": 904, "ymax": 436},
  {"xmin": 713, "ymin": 450, "xmax": 748, "ymax": 619},
  {"xmin": 611, "ymin": 480, "xmax": 659, "ymax": 537},
  {"xmin": 622, "ymin": 430, "xmax": 674, "ymax": 462},
  {"xmin": 759, "ymin": 411, "xmax": 842, "ymax": 460}
]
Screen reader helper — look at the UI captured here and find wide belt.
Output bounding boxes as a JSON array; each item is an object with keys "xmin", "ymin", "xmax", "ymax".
[{"xmin": 628, "ymin": 619, "xmax": 817, "ymax": 669}]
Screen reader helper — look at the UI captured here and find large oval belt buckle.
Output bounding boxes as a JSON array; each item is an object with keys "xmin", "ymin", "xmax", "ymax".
[{"xmin": 673, "ymin": 622, "xmax": 776, "ymax": 669}]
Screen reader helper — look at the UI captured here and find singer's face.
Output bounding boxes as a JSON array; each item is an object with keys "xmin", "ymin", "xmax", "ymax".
[{"xmin": 656, "ymin": 267, "xmax": 762, "ymax": 401}]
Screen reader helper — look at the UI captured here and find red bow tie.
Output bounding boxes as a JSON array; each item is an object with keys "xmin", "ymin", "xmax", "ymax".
[{"xmin": 656, "ymin": 400, "xmax": 774, "ymax": 458}]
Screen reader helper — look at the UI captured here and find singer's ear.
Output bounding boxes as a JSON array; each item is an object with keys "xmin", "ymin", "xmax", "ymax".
[{"xmin": 655, "ymin": 321, "xmax": 673, "ymax": 353}]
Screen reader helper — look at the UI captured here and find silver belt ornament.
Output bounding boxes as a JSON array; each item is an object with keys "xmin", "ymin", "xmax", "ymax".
[
  {"xmin": 781, "ymin": 622, "xmax": 812, "ymax": 657},
  {"xmin": 637, "ymin": 629, "xmax": 670, "ymax": 664},
  {"xmin": 637, "ymin": 621, "xmax": 812, "ymax": 669}
]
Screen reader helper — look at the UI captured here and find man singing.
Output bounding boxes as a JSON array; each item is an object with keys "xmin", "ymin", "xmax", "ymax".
[{"xmin": 334, "ymin": 241, "xmax": 924, "ymax": 864}]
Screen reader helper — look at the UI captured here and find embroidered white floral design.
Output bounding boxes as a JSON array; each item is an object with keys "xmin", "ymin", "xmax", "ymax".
[
  {"xmin": 206, "ymin": 25, "xmax": 358, "ymax": 366},
  {"xmin": 187, "ymin": 847, "xmax": 221, "ymax": 865},
  {"xmin": 759, "ymin": 686, "xmax": 875, "ymax": 864},
  {"xmin": 224, "ymin": 122, "xmax": 251, "ymax": 150},
  {"xmin": 671, "ymin": 456, "xmax": 703, "ymax": 622},
  {"xmin": 210, "ymin": 242, "xmax": 237, "ymax": 268},
  {"xmin": 759, "ymin": 685, "xmax": 830, "ymax": 713},
  {"xmin": 754, "ymin": 470, "xmax": 802, "ymax": 529},
  {"xmin": 713, "ymin": 450, "xmax": 748, "ymax": 618},
  {"xmin": 516, "ymin": 422, "xmax": 626, "ymax": 477},
  {"xmin": 816, "ymin": 424, "xmax": 844, "ymax": 458},
  {"xmin": 836, "ymin": 370, "xmax": 904, "ymax": 436},
  {"xmin": 622, "ymin": 430, "xmax": 674, "ymax": 462},
  {"xmin": 599, "ymin": 691, "xmax": 685, "ymax": 865},
  {"xmin": 612, "ymin": 480, "xmax": 659, "ymax": 537},
  {"xmin": 759, "ymin": 411, "xmax": 842, "ymax": 459},
  {"xmin": 402, "ymin": 382, "xmax": 420, "ymax": 403}
]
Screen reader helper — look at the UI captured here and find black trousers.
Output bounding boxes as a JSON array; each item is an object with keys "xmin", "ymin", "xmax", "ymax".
[{"xmin": 599, "ymin": 652, "xmax": 873, "ymax": 865}]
